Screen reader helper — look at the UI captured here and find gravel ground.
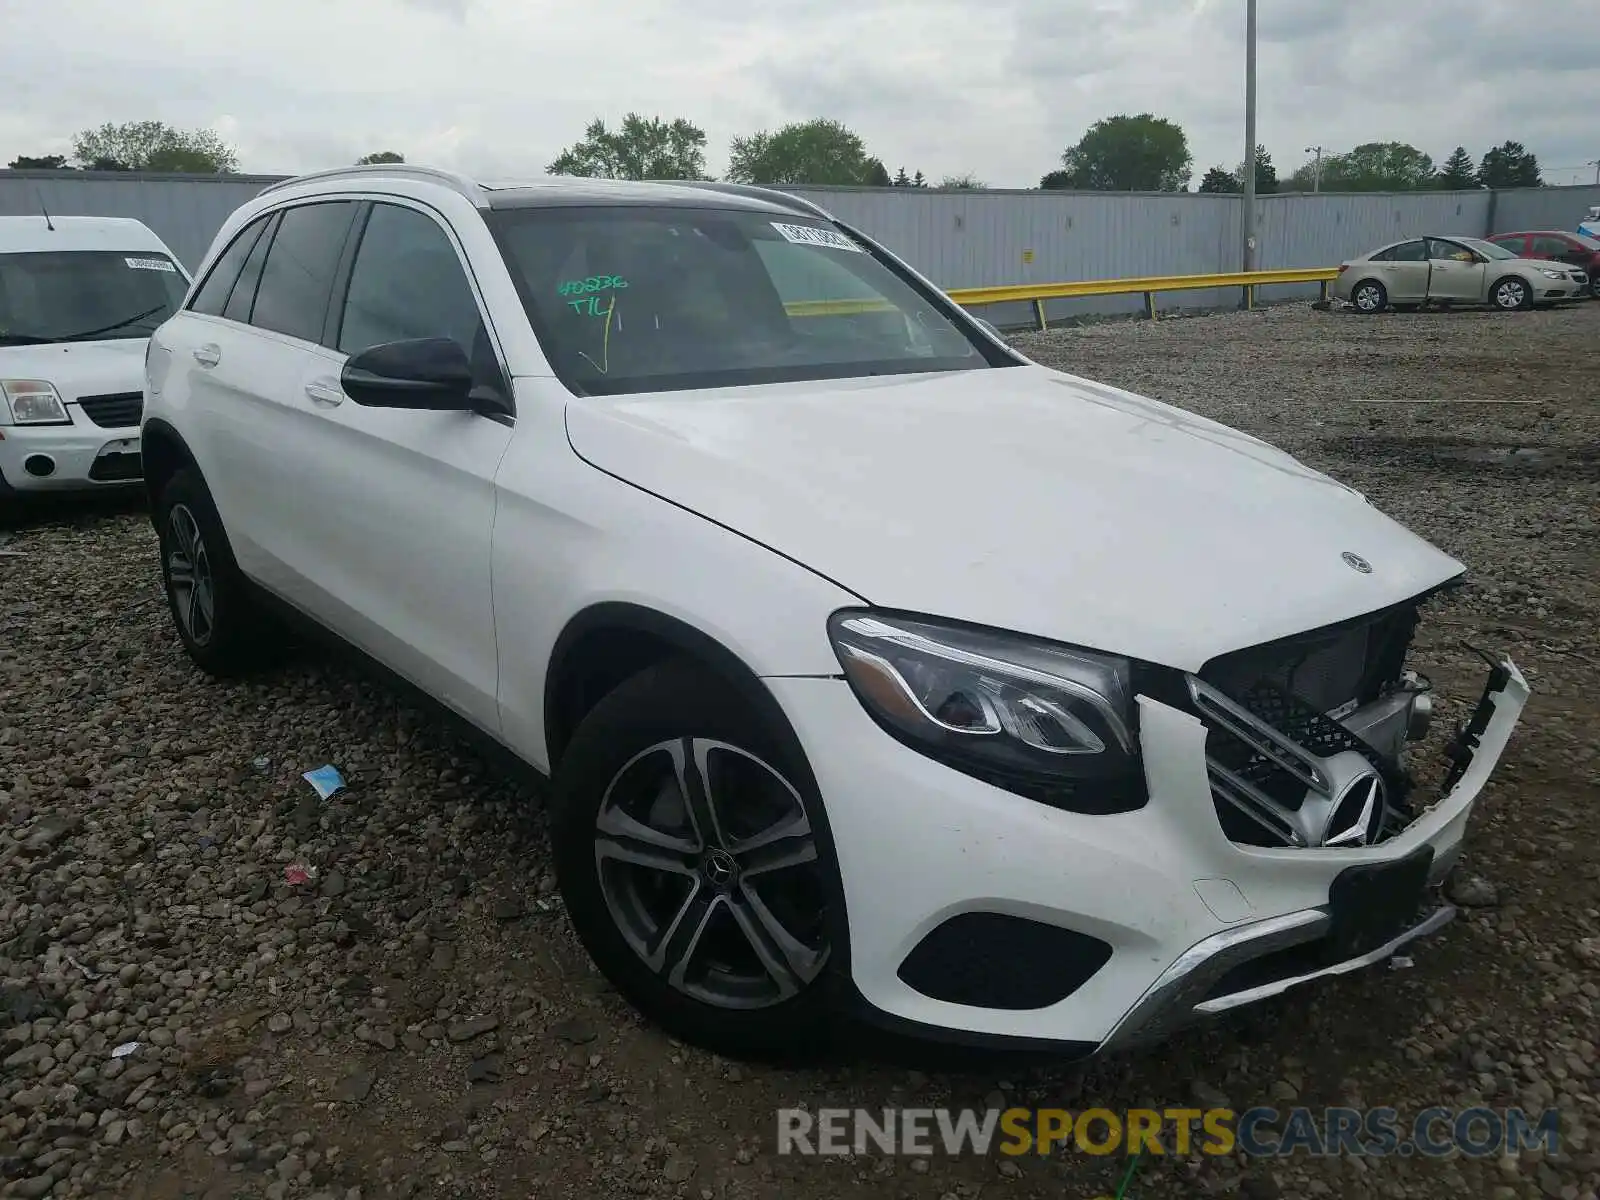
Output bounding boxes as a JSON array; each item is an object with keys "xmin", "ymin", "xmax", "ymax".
[{"xmin": 2, "ymin": 301, "xmax": 1597, "ymax": 1200}]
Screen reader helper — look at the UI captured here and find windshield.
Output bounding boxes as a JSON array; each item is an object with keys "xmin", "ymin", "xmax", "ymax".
[
  {"xmin": 488, "ymin": 206, "xmax": 996, "ymax": 396},
  {"xmin": 0, "ymin": 250, "xmax": 188, "ymax": 345},
  {"xmin": 1574, "ymin": 232, "xmax": 1600, "ymax": 251},
  {"xmin": 1459, "ymin": 238, "xmax": 1516, "ymax": 260}
]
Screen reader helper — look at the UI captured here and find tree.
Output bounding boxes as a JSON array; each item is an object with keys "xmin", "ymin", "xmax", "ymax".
[
  {"xmin": 1479, "ymin": 141, "xmax": 1541, "ymax": 189},
  {"xmin": 7, "ymin": 154, "xmax": 72, "ymax": 170},
  {"xmin": 1054, "ymin": 113, "xmax": 1192, "ymax": 191},
  {"xmin": 1197, "ymin": 165, "xmax": 1238, "ymax": 193},
  {"xmin": 1435, "ymin": 146, "xmax": 1479, "ymax": 189},
  {"xmin": 726, "ymin": 118, "xmax": 884, "ymax": 186},
  {"xmin": 1235, "ymin": 144, "xmax": 1276, "ymax": 194},
  {"xmin": 864, "ymin": 158, "xmax": 891, "ymax": 187},
  {"xmin": 357, "ymin": 150, "xmax": 405, "ymax": 165},
  {"xmin": 71, "ymin": 121, "xmax": 239, "ymax": 173},
  {"xmin": 939, "ymin": 173, "xmax": 986, "ymax": 189},
  {"xmin": 892, "ymin": 166, "xmax": 911, "ymax": 187},
  {"xmin": 546, "ymin": 114, "xmax": 708, "ymax": 181},
  {"xmin": 1039, "ymin": 168, "xmax": 1072, "ymax": 190},
  {"xmin": 1308, "ymin": 142, "xmax": 1435, "ymax": 191},
  {"xmin": 911, "ymin": 170, "xmax": 927, "ymax": 188}
]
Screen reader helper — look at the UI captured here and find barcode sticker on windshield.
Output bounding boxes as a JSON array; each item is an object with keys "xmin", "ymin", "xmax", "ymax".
[
  {"xmin": 124, "ymin": 257, "xmax": 175, "ymax": 272},
  {"xmin": 770, "ymin": 223, "xmax": 863, "ymax": 253}
]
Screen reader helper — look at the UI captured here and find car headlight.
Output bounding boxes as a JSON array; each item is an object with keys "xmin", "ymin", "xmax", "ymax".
[
  {"xmin": 1, "ymin": 380, "xmax": 70, "ymax": 425},
  {"xmin": 827, "ymin": 611, "xmax": 1144, "ymax": 812},
  {"xmin": 1539, "ymin": 268, "xmax": 1563, "ymax": 279}
]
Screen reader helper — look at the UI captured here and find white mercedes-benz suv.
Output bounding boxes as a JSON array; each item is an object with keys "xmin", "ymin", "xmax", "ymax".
[{"xmin": 142, "ymin": 165, "xmax": 1528, "ymax": 1059}]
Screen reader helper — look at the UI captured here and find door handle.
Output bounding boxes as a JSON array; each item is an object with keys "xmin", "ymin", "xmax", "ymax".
[
  {"xmin": 304, "ymin": 380, "xmax": 344, "ymax": 406},
  {"xmin": 192, "ymin": 344, "xmax": 220, "ymax": 368}
]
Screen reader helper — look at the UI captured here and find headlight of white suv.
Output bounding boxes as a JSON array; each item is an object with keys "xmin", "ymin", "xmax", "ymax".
[
  {"xmin": 1, "ymin": 380, "xmax": 71, "ymax": 425},
  {"xmin": 827, "ymin": 611, "xmax": 1145, "ymax": 813}
]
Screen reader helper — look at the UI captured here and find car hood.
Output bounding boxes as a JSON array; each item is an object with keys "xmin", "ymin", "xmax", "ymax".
[
  {"xmin": 0, "ymin": 340, "xmax": 147, "ymax": 401},
  {"xmin": 564, "ymin": 365, "xmax": 1464, "ymax": 671}
]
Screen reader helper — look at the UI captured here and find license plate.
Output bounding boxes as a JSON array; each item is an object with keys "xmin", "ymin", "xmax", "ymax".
[{"xmin": 1326, "ymin": 845, "xmax": 1433, "ymax": 960}]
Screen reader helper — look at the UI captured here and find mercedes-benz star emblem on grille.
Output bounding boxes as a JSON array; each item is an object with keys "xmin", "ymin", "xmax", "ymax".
[
  {"xmin": 1341, "ymin": 551, "xmax": 1372, "ymax": 574},
  {"xmin": 1322, "ymin": 773, "xmax": 1385, "ymax": 847}
]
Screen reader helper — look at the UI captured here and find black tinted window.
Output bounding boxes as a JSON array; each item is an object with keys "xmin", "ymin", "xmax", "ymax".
[
  {"xmin": 1389, "ymin": 241, "xmax": 1428, "ymax": 262},
  {"xmin": 191, "ymin": 217, "xmax": 267, "ymax": 317},
  {"xmin": 250, "ymin": 202, "xmax": 356, "ymax": 343},
  {"xmin": 0, "ymin": 250, "xmax": 189, "ymax": 343},
  {"xmin": 338, "ymin": 204, "xmax": 484, "ymax": 355},
  {"xmin": 225, "ymin": 213, "xmax": 277, "ymax": 325}
]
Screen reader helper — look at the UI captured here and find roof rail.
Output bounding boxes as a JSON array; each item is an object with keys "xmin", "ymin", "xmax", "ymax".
[
  {"xmin": 675, "ymin": 181, "xmax": 835, "ymax": 220},
  {"xmin": 255, "ymin": 164, "xmax": 486, "ymax": 205}
]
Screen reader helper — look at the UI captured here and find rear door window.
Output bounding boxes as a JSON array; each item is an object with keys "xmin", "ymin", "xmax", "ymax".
[
  {"xmin": 249, "ymin": 201, "xmax": 358, "ymax": 343},
  {"xmin": 1532, "ymin": 235, "xmax": 1574, "ymax": 258},
  {"xmin": 224, "ymin": 213, "xmax": 279, "ymax": 326},
  {"xmin": 190, "ymin": 216, "xmax": 269, "ymax": 317},
  {"xmin": 1387, "ymin": 241, "xmax": 1427, "ymax": 262}
]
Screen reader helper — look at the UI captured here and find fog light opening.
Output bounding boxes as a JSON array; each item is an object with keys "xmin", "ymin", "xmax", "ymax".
[{"xmin": 22, "ymin": 454, "xmax": 56, "ymax": 478}]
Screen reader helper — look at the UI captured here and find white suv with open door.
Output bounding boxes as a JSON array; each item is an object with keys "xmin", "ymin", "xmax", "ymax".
[
  {"xmin": 1, "ymin": 215, "xmax": 190, "ymax": 502},
  {"xmin": 142, "ymin": 166, "xmax": 1528, "ymax": 1060}
]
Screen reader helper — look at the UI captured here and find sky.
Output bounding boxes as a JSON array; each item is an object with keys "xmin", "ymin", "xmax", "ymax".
[{"xmin": 2, "ymin": 0, "xmax": 1598, "ymax": 188}]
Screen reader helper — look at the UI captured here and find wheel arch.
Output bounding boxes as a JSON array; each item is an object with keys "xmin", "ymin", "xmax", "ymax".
[
  {"xmin": 141, "ymin": 418, "xmax": 200, "ymax": 513},
  {"xmin": 543, "ymin": 601, "xmax": 815, "ymax": 775}
]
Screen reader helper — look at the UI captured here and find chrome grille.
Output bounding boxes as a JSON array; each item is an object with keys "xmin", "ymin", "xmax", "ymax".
[
  {"xmin": 1190, "ymin": 678, "xmax": 1404, "ymax": 848},
  {"xmin": 76, "ymin": 392, "xmax": 143, "ymax": 429},
  {"xmin": 1192, "ymin": 603, "xmax": 1423, "ymax": 849}
]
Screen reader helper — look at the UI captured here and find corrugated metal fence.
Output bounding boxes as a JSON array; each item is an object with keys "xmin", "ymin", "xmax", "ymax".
[{"xmin": 4, "ymin": 169, "xmax": 1598, "ymax": 324}]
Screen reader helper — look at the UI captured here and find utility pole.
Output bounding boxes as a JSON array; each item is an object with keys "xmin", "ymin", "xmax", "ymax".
[
  {"xmin": 1305, "ymin": 145, "xmax": 1323, "ymax": 193},
  {"xmin": 1241, "ymin": 0, "xmax": 1257, "ymax": 304}
]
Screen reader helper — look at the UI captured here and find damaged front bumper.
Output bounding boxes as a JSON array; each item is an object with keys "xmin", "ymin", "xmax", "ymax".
[
  {"xmin": 764, "ymin": 651, "xmax": 1528, "ymax": 1054},
  {"xmin": 1102, "ymin": 655, "xmax": 1528, "ymax": 1051}
]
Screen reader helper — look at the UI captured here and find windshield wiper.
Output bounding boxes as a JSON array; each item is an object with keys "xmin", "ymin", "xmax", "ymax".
[
  {"xmin": 57, "ymin": 304, "xmax": 168, "ymax": 342},
  {"xmin": 0, "ymin": 333, "xmax": 58, "ymax": 346}
]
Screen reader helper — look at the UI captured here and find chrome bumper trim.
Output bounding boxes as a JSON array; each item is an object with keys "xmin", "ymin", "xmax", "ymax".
[{"xmin": 1100, "ymin": 902, "xmax": 1456, "ymax": 1053}]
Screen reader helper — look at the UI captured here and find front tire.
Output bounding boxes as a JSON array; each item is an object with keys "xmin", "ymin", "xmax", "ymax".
[
  {"xmin": 1491, "ymin": 276, "xmax": 1531, "ymax": 311},
  {"xmin": 1350, "ymin": 280, "xmax": 1387, "ymax": 313},
  {"xmin": 551, "ymin": 659, "xmax": 839, "ymax": 1060},
  {"xmin": 155, "ymin": 468, "xmax": 277, "ymax": 676}
]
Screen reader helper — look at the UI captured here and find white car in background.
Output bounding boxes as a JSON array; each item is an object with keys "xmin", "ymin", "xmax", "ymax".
[
  {"xmin": 0, "ymin": 215, "xmax": 190, "ymax": 504},
  {"xmin": 142, "ymin": 166, "xmax": 1528, "ymax": 1059},
  {"xmin": 1333, "ymin": 234, "xmax": 1588, "ymax": 313}
]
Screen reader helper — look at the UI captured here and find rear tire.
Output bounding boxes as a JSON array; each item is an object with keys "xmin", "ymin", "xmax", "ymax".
[
  {"xmin": 155, "ymin": 468, "xmax": 279, "ymax": 676},
  {"xmin": 1491, "ymin": 276, "xmax": 1531, "ymax": 311},
  {"xmin": 1350, "ymin": 280, "xmax": 1387, "ymax": 313},
  {"xmin": 551, "ymin": 658, "xmax": 841, "ymax": 1061}
]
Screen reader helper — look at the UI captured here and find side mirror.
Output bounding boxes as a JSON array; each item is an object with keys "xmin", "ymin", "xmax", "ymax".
[
  {"xmin": 341, "ymin": 337, "xmax": 484, "ymax": 411},
  {"xmin": 975, "ymin": 317, "xmax": 1003, "ymax": 339}
]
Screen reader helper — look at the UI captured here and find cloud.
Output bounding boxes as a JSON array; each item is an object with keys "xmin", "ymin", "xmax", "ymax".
[{"xmin": 2, "ymin": 0, "xmax": 1597, "ymax": 186}]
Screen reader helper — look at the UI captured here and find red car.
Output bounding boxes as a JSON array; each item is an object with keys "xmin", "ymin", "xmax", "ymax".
[{"xmin": 1488, "ymin": 230, "xmax": 1600, "ymax": 296}]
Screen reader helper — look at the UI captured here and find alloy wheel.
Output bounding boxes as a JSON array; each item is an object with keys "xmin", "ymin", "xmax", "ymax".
[
  {"xmin": 166, "ymin": 503, "xmax": 216, "ymax": 646},
  {"xmin": 1353, "ymin": 284, "xmax": 1382, "ymax": 312},
  {"xmin": 1494, "ymin": 279, "xmax": 1527, "ymax": 310},
  {"xmin": 593, "ymin": 737, "xmax": 828, "ymax": 1009}
]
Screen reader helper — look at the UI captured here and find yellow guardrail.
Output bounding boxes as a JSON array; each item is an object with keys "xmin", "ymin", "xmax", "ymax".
[
  {"xmin": 947, "ymin": 267, "xmax": 1342, "ymax": 329},
  {"xmin": 784, "ymin": 267, "xmax": 1341, "ymax": 330}
]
